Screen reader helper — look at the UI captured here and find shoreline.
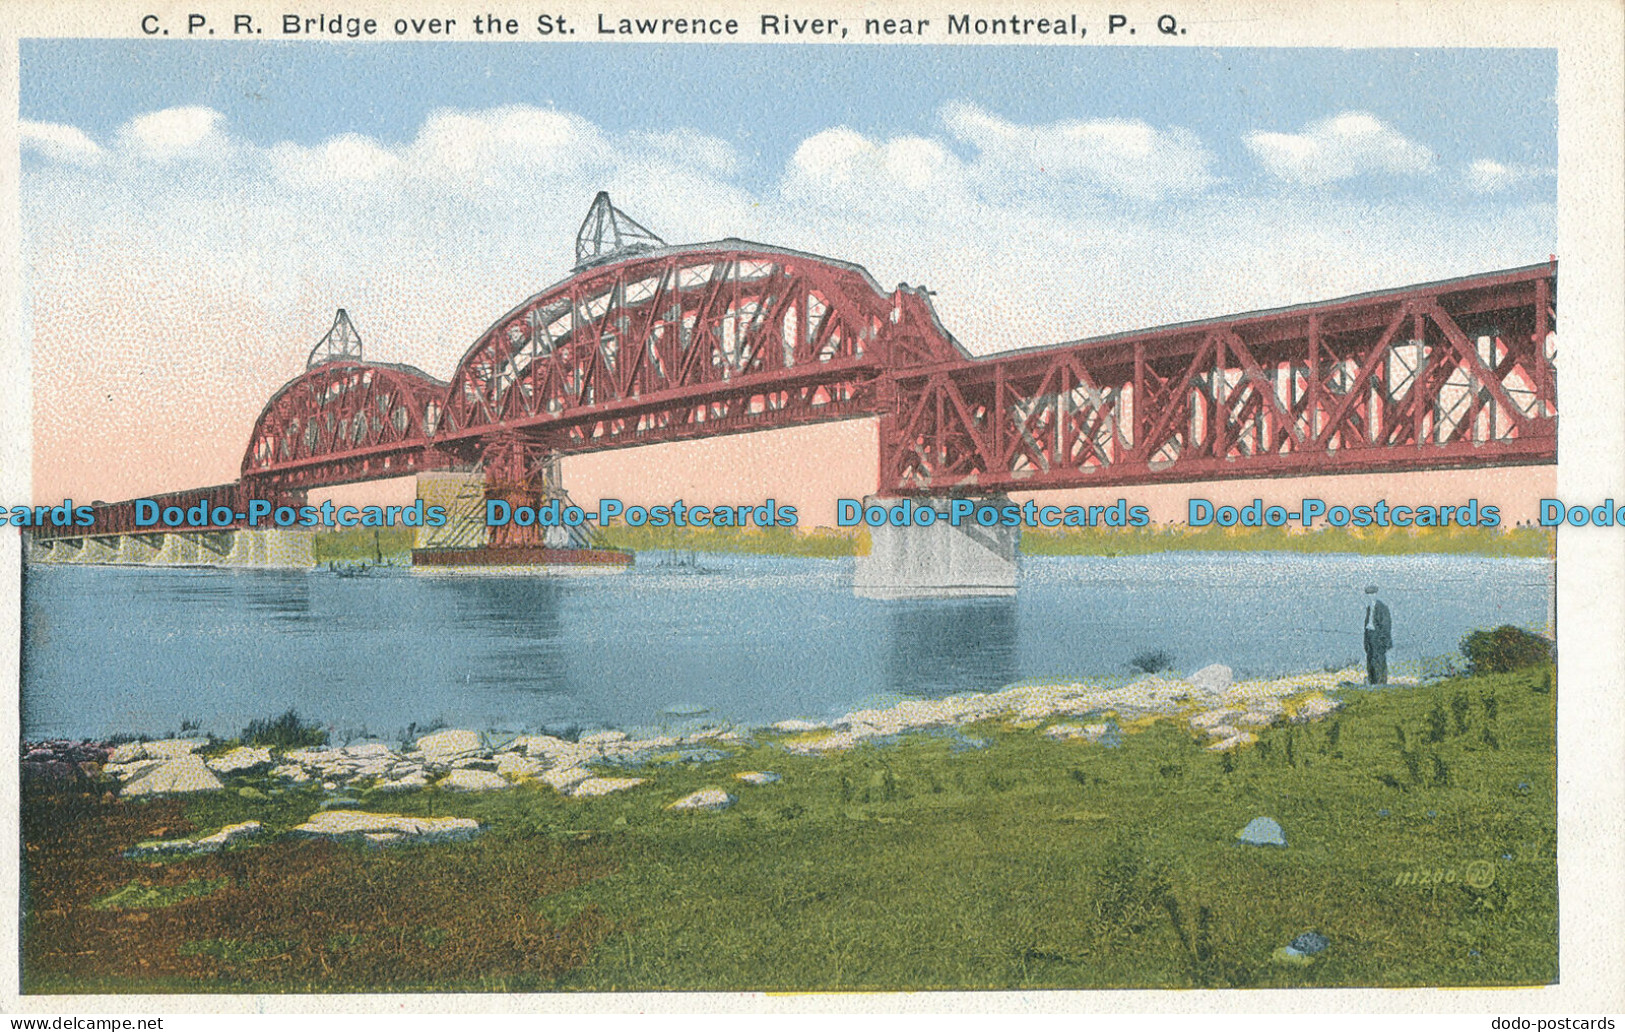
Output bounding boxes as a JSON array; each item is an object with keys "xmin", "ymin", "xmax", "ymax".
[
  {"xmin": 19, "ymin": 661, "xmax": 1559, "ymax": 992},
  {"xmin": 24, "ymin": 663, "xmax": 1376, "ymax": 800}
]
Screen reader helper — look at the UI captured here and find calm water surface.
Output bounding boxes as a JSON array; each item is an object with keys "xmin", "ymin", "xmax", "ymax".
[{"xmin": 21, "ymin": 552, "xmax": 1552, "ymax": 740}]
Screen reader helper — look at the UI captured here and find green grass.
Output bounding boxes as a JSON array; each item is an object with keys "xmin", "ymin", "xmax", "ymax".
[
  {"xmin": 1022, "ymin": 523, "xmax": 1554, "ymax": 558},
  {"xmin": 312, "ymin": 527, "xmax": 416, "ymax": 561},
  {"xmin": 596, "ymin": 524, "xmax": 862, "ymax": 557},
  {"xmin": 182, "ymin": 667, "xmax": 1557, "ymax": 990},
  {"xmin": 93, "ymin": 878, "xmax": 230, "ymax": 911},
  {"xmin": 24, "ymin": 667, "xmax": 1554, "ymax": 992}
]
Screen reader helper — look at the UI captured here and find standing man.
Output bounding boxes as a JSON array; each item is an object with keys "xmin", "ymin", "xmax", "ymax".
[{"xmin": 1364, "ymin": 585, "xmax": 1392, "ymax": 685}]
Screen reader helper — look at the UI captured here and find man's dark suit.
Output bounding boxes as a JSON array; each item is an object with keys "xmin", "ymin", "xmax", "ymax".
[{"xmin": 1364, "ymin": 599, "xmax": 1392, "ymax": 684}]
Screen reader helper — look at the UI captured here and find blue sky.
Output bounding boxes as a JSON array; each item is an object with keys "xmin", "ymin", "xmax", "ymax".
[{"xmin": 22, "ymin": 42, "xmax": 1554, "ymax": 198}]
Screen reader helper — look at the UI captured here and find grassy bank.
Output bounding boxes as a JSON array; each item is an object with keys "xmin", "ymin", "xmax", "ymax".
[
  {"xmin": 21, "ymin": 667, "xmax": 1556, "ymax": 992},
  {"xmin": 595, "ymin": 524, "xmax": 861, "ymax": 558},
  {"xmin": 312, "ymin": 527, "xmax": 416, "ymax": 562}
]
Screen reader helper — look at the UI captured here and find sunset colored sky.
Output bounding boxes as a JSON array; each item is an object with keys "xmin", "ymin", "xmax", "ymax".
[{"xmin": 21, "ymin": 43, "xmax": 1556, "ymax": 511}]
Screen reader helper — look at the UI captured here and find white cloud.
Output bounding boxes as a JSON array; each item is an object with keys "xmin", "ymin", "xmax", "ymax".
[
  {"xmin": 20, "ymin": 120, "xmax": 102, "ymax": 165},
  {"xmin": 406, "ymin": 105, "xmax": 613, "ymax": 188},
  {"xmin": 1246, "ymin": 112, "xmax": 1435, "ymax": 185},
  {"xmin": 942, "ymin": 101, "xmax": 1215, "ymax": 201},
  {"xmin": 630, "ymin": 129, "xmax": 740, "ymax": 176},
  {"xmin": 780, "ymin": 106, "xmax": 1215, "ymax": 217},
  {"xmin": 782, "ymin": 127, "xmax": 967, "ymax": 215},
  {"xmin": 270, "ymin": 134, "xmax": 401, "ymax": 188},
  {"xmin": 119, "ymin": 105, "xmax": 226, "ymax": 161},
  {"xmin": 1464, "ymin": 158, "xmax": 1552, "ymax": 194}
]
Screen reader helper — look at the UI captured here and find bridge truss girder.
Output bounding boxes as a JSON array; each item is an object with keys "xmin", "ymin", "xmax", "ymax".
[{"xmin": 879, "ymin": 264, "xmax": 1556, "ymax": 494}]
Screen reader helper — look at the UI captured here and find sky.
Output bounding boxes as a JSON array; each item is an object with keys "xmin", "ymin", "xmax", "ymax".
[{"xmin": 21, "ymin": 41, "xmax": 1557, "ymax": 511}]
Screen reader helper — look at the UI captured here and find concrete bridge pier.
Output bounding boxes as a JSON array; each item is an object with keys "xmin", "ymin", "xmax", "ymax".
[
  {"xmin": 118, "ymin": 534, "xmax": 164, "ymax": 563},
  {"xmin": 415, "ymin": 470, "xmax": 487, "ymax": 549},
  {"xmin": 853, "ymin": 495, "xmax": 1020, "ymax": 600},
  {"xmin": 241, "ymin": 528, "xmax": 315, "ymax": 568}
]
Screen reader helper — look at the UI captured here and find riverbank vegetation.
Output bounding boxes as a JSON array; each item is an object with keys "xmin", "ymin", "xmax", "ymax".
[
  {"xmin": 312, "ymin": 527, "xmax": 416, "ymax": 562},
  {"xmin": 1021, "ymin": 523, "xmax": 1551, "ymax": 557},
  {"xmin": 312, "ymin": 518, "xmax": 1551, "ymax": 561},
  {"xmin": 21, "ymin": 664, "xmax": 1555, "ymax": 993}
]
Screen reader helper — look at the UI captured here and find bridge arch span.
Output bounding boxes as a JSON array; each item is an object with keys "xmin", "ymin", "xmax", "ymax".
[
  {"xmin": 442, "ymin": 240, "xmax": 961, "ymax": 444},
  {"xmin": 241, "ymin": 359, "xmax": 448, "ymax": 485}
]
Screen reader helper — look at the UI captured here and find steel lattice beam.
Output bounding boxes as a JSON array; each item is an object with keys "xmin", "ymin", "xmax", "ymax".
[
  {"xmin": 878, "ymin": 264, "xmax": 1556, "ymax": 494},
  {"xmin": 43, "ymin": 248, "xmax": 1557, "ymax": 540}
]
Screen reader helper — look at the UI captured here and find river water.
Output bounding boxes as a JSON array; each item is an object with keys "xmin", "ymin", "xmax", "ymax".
[{"xmin": 20, "ymin": 552, "xmax": 1552, "ymax": 741}]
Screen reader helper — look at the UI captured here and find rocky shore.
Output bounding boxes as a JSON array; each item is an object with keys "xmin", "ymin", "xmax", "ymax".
[{"xmin": 23, "ymin": 663, "xmax": 1357, "ymax": 810}]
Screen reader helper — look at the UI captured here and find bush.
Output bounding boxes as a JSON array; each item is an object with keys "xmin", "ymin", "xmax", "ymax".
[
  {"xmin": 1460, "ymin": 626, "xmax": 1553, "ymax": 675},
  {"xmin": 241, "ymin": 708, "xmax": 328, "ymax": 750},
  {"xmin": 1128, "ymin": 649, "xmax": 1175, "ymax": 674}
]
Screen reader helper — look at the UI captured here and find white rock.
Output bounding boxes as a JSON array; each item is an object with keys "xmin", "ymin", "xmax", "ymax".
[
  {"xmin": 783, "ymin": 729, "xmax": 871, "ymax": 755},
  {"xmin": 341, "ymin": 742, "xmax": 395, "ymax": 759},
  {"xmin": 437, "ymin": 768, "xmax": 509, "ymax": 792},
  {"xmin": 373, "ymin": 772, "xmax": 429, "ymax": 793},
  {"xmin": 512, "ymin": 734, "xmax": 571, "ymax": 758},
  {"xmin": 1190, "ymin": 665, "xmax": 1233, "ymax": 693},
  {"xmin": 684, "ymin": 727, "xmax": 741, "ymax": 744},
  {"xmin": 1189, "ymin": 708, "xmax": 1240, "ymax": 730},
  {"xmin": 1082, "ymin": 724, "xmax": 1110, "ymax": 741},
  {"xmin": 124, "ymin": 838, "xmax": 204, "ymax": 859},
  {"xmin": 1235, "ymin": 710, "xmax": 1279, "ymax": 728},
  {"xmin": 194, "ymin": 821, "xmax": 263, "ymax": 849},
  {"xmin": 415, "ymin": 729, "xmax": 484, "ymax": 765},
  {"xmin": 291, "ymin": 810, "xmax": 480, "ymax": 844},
  {"xmin": 1017, "ymin": 701, "xmax": 1059, "ymax": 722},
  {"xmin": 494, "ymin": 753, "xmax": 546, "ymax": 779},
  {"xmin": 620, "ymin": 735, "xmax": 682, "ymax": 754},
  {"xmin": 579, "ymin": 730, "xmax": 627, "ymax": 746},
  {"xmin": 1043, "ymin": 723, "xmax": 1087, "ymax": 740},
  {"xmin": 734, "ymin": 771, "xmax": 781, "ymax": 786},
  {"xmin": 1208, "ymin": 731, "xmax": 1257, "ymax": 752},
  {"xmin": 121, "ymin": 756, "xmax": 224, "ymax": 795},
  {"xmin": 144, "ymin": 738, "xmax": 209, "ymax": 759},
  {"xmin": 104, "ymin": 759, "xmax": 163, "ymax": 783},
  {"xmin": 107, "ymin": 742, "xmax": 148, "ymax": 764},
  {"xmin": 570, "ymin": 777, "xmax": 645, "ymax": 797},
  {"xmin": 270, "ymin": 763, "xmax": 312, "ymax": 783},
  {"xmin": 540, "ymin": 767, "xmax": 594, "ymax": 793},
  {"xmin": 125, "ymin": 820, "xmax": 260, "ymax": 857},
  {"xmin": 668, "ymin": 788, "xmax": 736, "ymax": 812},
  {"xmin": 1290, "ymin": 694, "xmax": 1341, "ymax": 723},
  {"xmin": 206, "ymin": 746, "xmax": 273, "ymax": 774}
]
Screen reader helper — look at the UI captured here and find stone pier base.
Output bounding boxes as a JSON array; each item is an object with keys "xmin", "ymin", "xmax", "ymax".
[{"xmin": 853, "ymin": 495, "xmax": 1020, "ymax": 599}]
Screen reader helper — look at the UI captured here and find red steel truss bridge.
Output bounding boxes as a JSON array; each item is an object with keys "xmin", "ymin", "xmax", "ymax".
[{"xmin": 48, "ymin": 193, "xmax": 1557, "ymax": 539}]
